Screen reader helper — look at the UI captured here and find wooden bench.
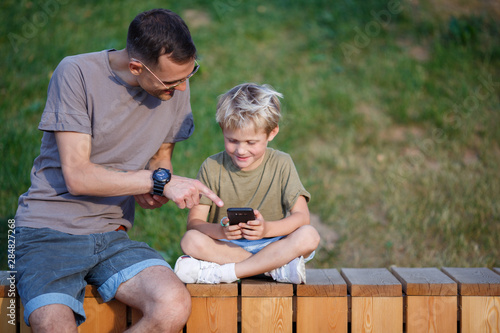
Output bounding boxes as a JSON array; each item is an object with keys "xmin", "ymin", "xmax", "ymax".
[
  {"xmin": 391, "ymin": 267, "xmax": 457, "ymax": 332},
  {"xmin": 2, "ymin": 268, "xmax": 499, "ymax": 332},
  {"xmin": 442, "ymin": 267, "xmax": 500, "ymax": 333}
]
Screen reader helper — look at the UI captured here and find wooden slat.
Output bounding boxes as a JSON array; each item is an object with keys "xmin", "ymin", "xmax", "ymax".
[
  {"xmin": 442, "ymin": 267, "xmax": 500, "ymax": 296},
  {"xmin": 351, "ymin": 296, "xmax": 403, "ymax": 332},
  {"xmin": 0, "ymin": 297, "xmax": 17, "ymax": 333},
  {"xmin": 186, "ymin": 282, "xmax": 238, "ymax": 297},
  {"xmin": 241, "ymin": 297, "xmax": 292, "ymax": 333},
  {"xmin": 241, "ymin": 278, "xmax": 293, "ymax": 333},
  {"xmin": 0, "ymin": 271, "xmax": 18, "ymax": 333},
  {"xmin": 406, "ymin": 296, "xmax": 457, "ymax": 333},
  {"xmin": 185, "ymin": 282, "xmax": 238, "ymax": 333},
  {"xmin": 78, "ymin": 298, "xmax": 127, "ymax": 333},
  {"xmin": 296, "ymin": 297, "xmax": 347, "ymax": 333},
  {"xmin": 240, "ymin": 278, "xmax": 293, "ymax": 297},
  {"xmin": 341, "ymin": 268, "xmax": 402, "ymax": 296},
  {"xmin": 296, "ymin": 269, "xmax": 347, "ymax": 297},
  {"xmin": 461, "ymin": 296, "xmax": 500, "ymax": 332},
  {"xmin": 391, "ymin": 267, "xmax": 457, "ymax": 295},
  {"xmin": 296, "ymin": 269, "xmax": 348, "ymax": 332},
  {"xmin": 84, "ymin": 285, "xmax": 100, "ymax": 298},
  {"xmin": 391, "ymin": 267, "xmax": 457, "ymax": 332},
  {"xmin": 187, "ymin": 297, "xmax": 237, "ymax": 333}
]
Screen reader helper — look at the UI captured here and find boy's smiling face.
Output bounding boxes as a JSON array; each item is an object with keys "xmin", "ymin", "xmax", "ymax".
[{"xmin": 223, "ymin": 123, "xmax": 279, "ymax": 171}]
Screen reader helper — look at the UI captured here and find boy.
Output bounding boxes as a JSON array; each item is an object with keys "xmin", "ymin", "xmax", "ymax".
[{"xmin": 174, "ymin": 83, "xmax": 320, "ymax": 284}]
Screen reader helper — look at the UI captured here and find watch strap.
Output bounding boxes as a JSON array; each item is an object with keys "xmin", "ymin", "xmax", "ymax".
[{"xmin": 153, "ymin": 182, "xmax": 165, "ymax": 196}]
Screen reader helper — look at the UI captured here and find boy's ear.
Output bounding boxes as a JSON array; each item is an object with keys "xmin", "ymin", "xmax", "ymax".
[{"xmin": 267, "ymin": 126, "xmax": 279, "ymax": 141}]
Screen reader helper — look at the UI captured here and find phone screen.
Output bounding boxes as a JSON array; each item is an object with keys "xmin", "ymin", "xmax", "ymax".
[{"xmin": 227, "ymin": 208, "xmax": 255, "ymax": 225}]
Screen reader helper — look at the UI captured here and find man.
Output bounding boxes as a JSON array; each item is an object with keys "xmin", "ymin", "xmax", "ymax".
[{"xmin": 14, "ymin": 8, "xmax": 223, "ymax": 333}]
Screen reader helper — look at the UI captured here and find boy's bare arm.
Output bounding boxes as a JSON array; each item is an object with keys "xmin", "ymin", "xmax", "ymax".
[
  {"xmin": 188, "ymin": 205, "xmax": 246, "ymax": 240},
  {"xmin": 242, "ymin": 196, "xmax": 310, "ymax": 239},
  {"xmin": 187, "ymin": 205, "xmax": 226, "ymax": 239}
]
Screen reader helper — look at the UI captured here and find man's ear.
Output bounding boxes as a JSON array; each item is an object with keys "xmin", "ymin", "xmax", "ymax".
[
  {"xmin": 267, "ymin": 126, "xmax": 279, "ymax": 141},
  {"xmin": 129, "ymin": 59, "xmax": 143, "ymax": 76}
]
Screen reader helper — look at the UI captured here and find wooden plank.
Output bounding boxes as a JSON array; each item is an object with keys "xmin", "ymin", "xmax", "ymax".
[
  {"xmin": 406, "ymin": 296, "xmax": 457, "ymax": 333},
  {"xmin": 186, "ymin": 297, "xmax": 237, "ymax": 333},
  {"xmin": 78, "ymin": 298, "xmax": 127, "ymax": 333},
  {"xmin": 391, "ymin": 267, "xmax": 457, "ymax": 296},
  {"xmin": 240, "ymin": 278, "xmax": 293, "ymax": 297},
  {"xmin": 241, "ymin": 278, "xmax": 293, "ymax": 333},
  {"xmin": 442, "ymin": 267, "xmax": 500, "ymax": 296},
  {"xmin": 0, "ymin": 297, "xmax": 17, "ymax": 333},
  {"xmin": 186, "ymin": 282, "xmax": 238, "ymax": 297},
  {"xmin": 185, "ymin": 282, "xmax": 238, "ymax": 333},
  {"xmin": 0, "ymin": 272, "xmax": 17, "ymax": 333},
  {"xmin": 297, "ymin": 296, "xmax": 347, "ymax": 333},
  {"xmin": 296, "ymin": 269, "xmax": 348, "ymax": 333},
  {"xmin": 241, "ymin": 297, "xmax": 292, "ymax": 333},
  {"xmin": 392, "ymin": 267, "xmax": 457, "ymax": 332},
  {"xmin": 296, "ymin": 269, "xmax": 347, "ymax": 297},
  {"xmin": 351, "ymin": 296, "xmax": 403, "ymax": 333},
  {"xmin": 461, "ymin": 296, "xmax": 500, "ymax": 333},
  {"xmin": 341, "ymin": 268, "xmax": 402, "ymax": 297}
]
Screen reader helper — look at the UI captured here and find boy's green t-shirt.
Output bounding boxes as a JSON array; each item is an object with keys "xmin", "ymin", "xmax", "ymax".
[{"xmin": 197, "ymin": 148, "xmax": 310, "ymax": 224}]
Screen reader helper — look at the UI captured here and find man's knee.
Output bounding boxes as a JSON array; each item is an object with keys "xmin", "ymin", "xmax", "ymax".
[
  {"xmin": 144, "ymin": 280, "xmax": 191, "ymax": 329},
  {"xmin": 29, "ymin": 304, "xmax": 78, "ymax": 333},
  {"xmin": 124, "ymin": 266, "xmax": 191, "ymax": 329}
]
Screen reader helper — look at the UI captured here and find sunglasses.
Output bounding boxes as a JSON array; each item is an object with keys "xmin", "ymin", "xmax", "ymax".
[{"xmin": 131, "ymin": 58, "xmax": 200, "ymax": 90}]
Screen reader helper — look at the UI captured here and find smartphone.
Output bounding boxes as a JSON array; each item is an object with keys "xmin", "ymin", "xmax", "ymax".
[{"xmin": 227, "ymin": 207, "xmax": 255, "ymax": 225}]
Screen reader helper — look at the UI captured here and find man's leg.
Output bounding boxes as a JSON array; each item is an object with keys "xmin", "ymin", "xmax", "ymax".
[
  {"xmin": 115, "ymin": 265, "xmax": 191, "ymax": 333},
  {"xmin": 28, "ymin": 304, "xmax": 77, "ymax": 333}
]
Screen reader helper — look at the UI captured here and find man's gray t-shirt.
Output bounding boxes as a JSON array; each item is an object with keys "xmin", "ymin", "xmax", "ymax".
[{"xmin": 15, "ymin": 50, "xmax": 194, "ymax": 235}]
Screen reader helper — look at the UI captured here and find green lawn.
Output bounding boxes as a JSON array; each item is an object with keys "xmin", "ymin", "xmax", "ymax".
[{"xmin": 1, "ymin": 0, "xmax": 499, "ymax": 269}]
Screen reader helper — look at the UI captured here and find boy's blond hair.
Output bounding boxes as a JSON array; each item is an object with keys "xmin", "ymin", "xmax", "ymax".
[{"xmin": 216, "ymin": 83, "xmax": 283, "ymax": 135}]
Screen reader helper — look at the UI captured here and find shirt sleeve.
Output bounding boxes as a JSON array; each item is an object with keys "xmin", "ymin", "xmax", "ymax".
[{"xmin": 38, "ymin": 56, "xmax": 92, "ymax": 134}]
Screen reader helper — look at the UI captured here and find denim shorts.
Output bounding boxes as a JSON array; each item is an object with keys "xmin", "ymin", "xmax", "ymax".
[
  {"xmin": 220, "ymin": 236, "xmax": 315, "ymax": 262},
  {"xmin": 15, "ymin": 227, "xmax": 171, "ymax": 326}
]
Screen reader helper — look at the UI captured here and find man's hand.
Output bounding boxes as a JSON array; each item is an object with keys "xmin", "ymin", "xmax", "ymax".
[
  {"xmin": 134, "ymin": 193, "xmax": 169, "ymax": 209},
  {"xmin": 164, "ymin": 175, "xmax": 224, "ymax": 209}
]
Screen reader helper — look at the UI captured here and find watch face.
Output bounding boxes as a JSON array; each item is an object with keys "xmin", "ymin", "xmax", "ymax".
[
  {"xmin": 156, "ymin": 170, "xmax": 167, "ymax": 179},
  {"xmin": 154, "ymin": 168, "xmax": 170, "ymax": 182}
]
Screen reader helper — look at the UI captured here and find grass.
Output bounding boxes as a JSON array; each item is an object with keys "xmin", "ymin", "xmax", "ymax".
[{"xmin": 1, "ymin": 0, "xmax": 499, "ymax": 269}]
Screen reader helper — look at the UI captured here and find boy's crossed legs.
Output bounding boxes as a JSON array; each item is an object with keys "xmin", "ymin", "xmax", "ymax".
[{"xmin": 176, "ymin": 225, "xmax": 320, "ymax": 284}]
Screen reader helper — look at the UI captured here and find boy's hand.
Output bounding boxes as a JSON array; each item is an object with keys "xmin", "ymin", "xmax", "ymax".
[
  {"xmin": 220, "ymin": 217, "xmax": 244, "ymax": 240},
  {"xmin": 241, "ymin": 210, "xmax": 266, "ymax": 240}
]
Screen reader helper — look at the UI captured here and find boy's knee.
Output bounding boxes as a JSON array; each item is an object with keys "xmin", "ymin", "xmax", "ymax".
[
  {"xmin": 299, "ymin": 225, "xmax": 321, "ymax": 252},
  {"xmin": 180, "ymin": 229, "xmax": 205, "ymax": 255}
]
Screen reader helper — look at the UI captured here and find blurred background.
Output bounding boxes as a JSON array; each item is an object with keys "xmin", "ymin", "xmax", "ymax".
[{"xmin": 1, "ymin": 0, "xmax": 499, "ymax": 269}]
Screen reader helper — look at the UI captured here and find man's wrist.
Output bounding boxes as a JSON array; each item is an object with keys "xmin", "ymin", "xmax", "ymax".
[{"xmin": 151, "ymin": 168, "xmax": 171, "ymax": 196}]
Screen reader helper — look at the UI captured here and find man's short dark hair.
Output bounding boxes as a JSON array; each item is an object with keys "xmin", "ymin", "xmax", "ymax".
[{"xmin": 127, "ymin": 9, "xmax": 196, "ymax": 66}]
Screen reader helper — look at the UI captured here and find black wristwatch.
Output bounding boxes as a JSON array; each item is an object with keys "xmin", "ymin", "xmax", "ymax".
[{"xmin": 152, "ymin": 168, "xmax": 171, "ymax": 196}]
